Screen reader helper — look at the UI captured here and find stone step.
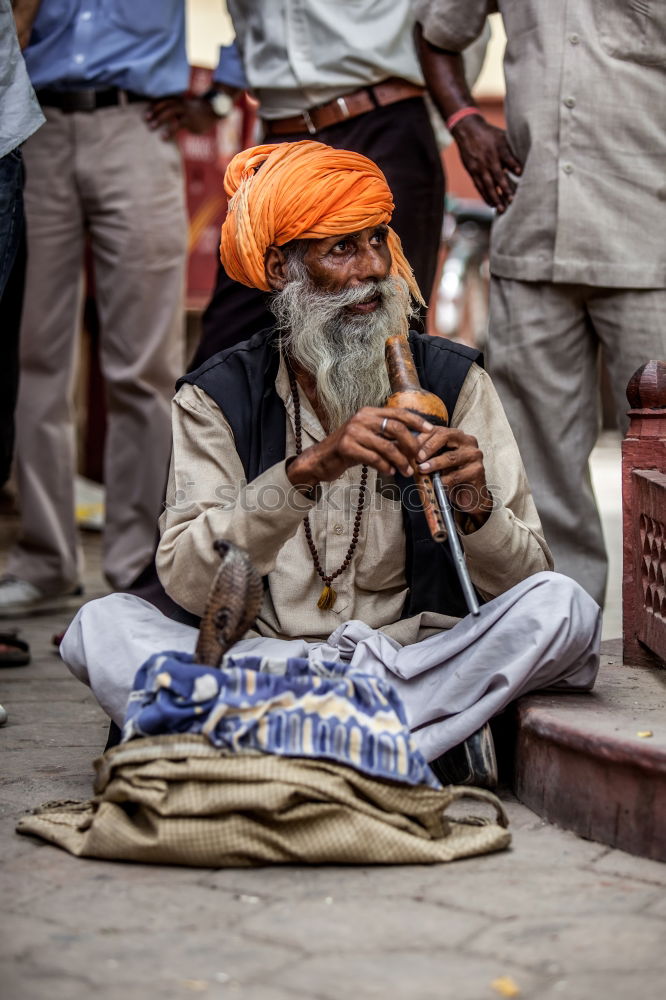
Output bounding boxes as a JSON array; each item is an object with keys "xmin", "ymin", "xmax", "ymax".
[{"xmin": 511, "ymin": 639, "xmax": 666, "ymax": 862}]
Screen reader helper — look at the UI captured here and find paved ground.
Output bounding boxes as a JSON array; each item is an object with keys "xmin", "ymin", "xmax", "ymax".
[{"xmin": 3, "ymin": 432, "xmax": 665, "ymax": 1000}]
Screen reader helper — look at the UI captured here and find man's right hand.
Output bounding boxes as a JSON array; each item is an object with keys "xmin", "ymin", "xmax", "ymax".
[
  {"xmin": 145, "ymin": 97, "xmax": 221, "ymax": 140},
  {"xmin": 286, "ymin": 406, "xmax": 434, "ymax": 492},
  {"xmin": 452, "ymin": 115, "xmax": 522, "ymax": 213}
]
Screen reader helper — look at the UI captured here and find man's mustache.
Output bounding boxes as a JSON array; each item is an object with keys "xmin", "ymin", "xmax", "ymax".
[{"xmin": 312, "ymin": 278, "xmax": 394, "ymax": 311}]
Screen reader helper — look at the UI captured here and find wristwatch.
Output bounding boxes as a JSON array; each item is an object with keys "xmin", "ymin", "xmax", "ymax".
[{"xmin": 202, "ymin": 87, "xmax": 234, "ymax": 118}]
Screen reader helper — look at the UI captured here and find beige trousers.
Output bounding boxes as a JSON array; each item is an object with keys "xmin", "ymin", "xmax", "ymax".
[
  {"xmin": 488, "ymin": 278, "xmax": 666, "ymax": 606},
  {"xmin": 7, "ymin": 103, "xmax": 186, "ymax": 592}
]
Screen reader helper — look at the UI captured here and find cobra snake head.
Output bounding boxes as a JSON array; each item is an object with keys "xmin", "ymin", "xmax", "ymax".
[{"xmin": 194, "ymin": 540, "xmax": 264, "ymax": 668}]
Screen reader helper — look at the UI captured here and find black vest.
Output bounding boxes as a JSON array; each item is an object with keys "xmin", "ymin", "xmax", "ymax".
[{"xmin": 181, "ymin": 328, "xmax": 481, "ymax": 618}]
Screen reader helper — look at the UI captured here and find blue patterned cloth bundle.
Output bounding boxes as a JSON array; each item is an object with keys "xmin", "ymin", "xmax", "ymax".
[{"xmin": 123, "ymin": 651, "xmax": 440, "ymax": 789}]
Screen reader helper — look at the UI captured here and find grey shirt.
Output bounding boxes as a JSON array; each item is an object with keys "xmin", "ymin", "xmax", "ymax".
[
  {"xmin": 416, "ymin": 0, "xmax": 666, "ymax": 288},
  {"xmin": 227, "ymin": 0, "xmax": 490, "ymax": 148},
  {"xmin": 226, "ymin": 0, "xmax": 425, "ymax": 119},
  {"xmin": 0, "ymin": 0, "xmax": 44, "ymax": 159}
]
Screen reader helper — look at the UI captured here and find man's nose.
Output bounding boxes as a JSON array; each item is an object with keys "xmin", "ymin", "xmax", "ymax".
[{"xmin": 349, "ymin": 242, "xmax": 390, "ymax": 284}]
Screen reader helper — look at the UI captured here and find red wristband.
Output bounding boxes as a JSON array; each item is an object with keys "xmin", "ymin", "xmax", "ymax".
[{"xmin": 446, "ymin": 106, "xmax": 484, "ymax": 132}]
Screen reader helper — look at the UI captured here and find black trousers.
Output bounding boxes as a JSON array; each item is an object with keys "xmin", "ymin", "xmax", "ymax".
[
  {"xmin": 0, "ymin": 226, "xmax": 26, "ymax": 489},
  {"xmin": 0, "ymin": 148, "xmax": 26, "ymax": 488},
  {"xmin": 189, "ymin": 97, "xmax": 445, "ymax": 370}
]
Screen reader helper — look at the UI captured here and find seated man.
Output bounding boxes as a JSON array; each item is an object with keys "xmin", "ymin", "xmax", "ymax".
[{"xmin": 61, "ymin": 141, "xmax": 601, "ymax": 786}]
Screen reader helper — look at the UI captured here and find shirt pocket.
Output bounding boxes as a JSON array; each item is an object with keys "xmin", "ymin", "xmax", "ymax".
[
  {"xmin": 108, "ymin": 0, "xmax": 178, "ymax": 35},
  {"xmin": 594, "ymin": 0, "xmax": 666, "ymax": 67}
]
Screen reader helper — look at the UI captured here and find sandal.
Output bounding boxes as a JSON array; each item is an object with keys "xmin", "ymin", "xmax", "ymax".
[{"xmin": 0, "ymin": 631, "xmax": 31, "ymax": 667}]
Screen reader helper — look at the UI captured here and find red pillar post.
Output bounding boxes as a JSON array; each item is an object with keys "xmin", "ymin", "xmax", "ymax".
[{"xmin": 622, "ymin": 361, "xmax": 666, "ymax": 667}]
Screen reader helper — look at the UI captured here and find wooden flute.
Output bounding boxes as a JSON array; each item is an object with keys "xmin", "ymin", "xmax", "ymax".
[{"xmin": 385, "ymin": 332, "xmax": 480, "ymax": 617}]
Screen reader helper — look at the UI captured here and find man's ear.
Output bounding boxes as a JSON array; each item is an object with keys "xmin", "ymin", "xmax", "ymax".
[{"xmin": 265, "ymin": 245, "xmax": 288, "ymax": 291}]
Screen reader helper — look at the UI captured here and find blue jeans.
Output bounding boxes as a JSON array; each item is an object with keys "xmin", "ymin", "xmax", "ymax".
[{"xmin": 0, "ymin": 146, "xmax": 26, "ymax": 486}]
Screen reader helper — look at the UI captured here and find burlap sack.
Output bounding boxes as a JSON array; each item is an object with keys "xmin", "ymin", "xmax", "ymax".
[{"xmin": 17, "ymin": 735, "xmax": 510, "ymax": 866}]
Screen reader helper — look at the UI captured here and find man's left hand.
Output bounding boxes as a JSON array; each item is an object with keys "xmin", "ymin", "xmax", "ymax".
[
  {"xmin": 145, "ymin": 97, "xmax": 220, "ymax": 140},
  {"xmin": 414, "ymin": 426, "xmax": 492, "ymax": 530}
]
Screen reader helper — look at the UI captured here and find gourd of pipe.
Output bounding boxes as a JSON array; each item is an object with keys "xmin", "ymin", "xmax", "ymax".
[{"xmin": 385, "ymin": 333, "xmax": 449, "ymax": 541}]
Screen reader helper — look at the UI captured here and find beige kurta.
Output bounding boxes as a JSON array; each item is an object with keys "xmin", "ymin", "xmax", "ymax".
[{"xmin": 157, "ymin": 356, "xmax": 551, "ymax": 644}]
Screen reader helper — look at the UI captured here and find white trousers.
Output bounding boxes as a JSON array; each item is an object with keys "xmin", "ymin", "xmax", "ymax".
[{"xmin": 61, "ymin": 571, "xmax": 601, "ymax": 761}]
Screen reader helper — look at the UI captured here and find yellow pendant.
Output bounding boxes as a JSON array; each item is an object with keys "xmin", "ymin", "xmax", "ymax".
[{"xmin": 317, "ymin": 583, "xmax": 337, "ymax": 611}]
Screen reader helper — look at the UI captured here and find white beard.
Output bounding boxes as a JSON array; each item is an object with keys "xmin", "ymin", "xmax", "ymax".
[{"xmin": 270, "ymin": 261, "xmax": 413, "ymax": 430}]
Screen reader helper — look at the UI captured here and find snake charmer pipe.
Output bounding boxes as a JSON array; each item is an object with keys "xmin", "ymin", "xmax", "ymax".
[
  {"xmin": 385, "ymin": 333, "xmax": 480, "ymax": 617},
  {"xmin": 195, "ymin": 540, "xmax": 264, "ymax": 667},
  {"xmin": 385, "ymin": 333, "xmax": 451, "ymax": 540}
]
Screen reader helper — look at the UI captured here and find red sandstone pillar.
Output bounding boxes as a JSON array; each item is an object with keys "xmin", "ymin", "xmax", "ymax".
[{"xmin": 622, "ymin": 361, "xmax": 666, "ymax": 667}]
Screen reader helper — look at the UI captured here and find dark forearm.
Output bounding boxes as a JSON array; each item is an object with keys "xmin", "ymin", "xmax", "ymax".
[
  {"xmin": 415, "ymin": 23, "xmax": 475, "ymax": 121},
  {"xmin": 415, "ymin": 21, "xmax": 521, "ymax": 212}
]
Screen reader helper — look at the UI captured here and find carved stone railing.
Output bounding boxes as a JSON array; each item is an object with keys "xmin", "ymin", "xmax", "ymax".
[{"xmin": 622, "ymin": 361, "xmax": 666, "ymax": 667}]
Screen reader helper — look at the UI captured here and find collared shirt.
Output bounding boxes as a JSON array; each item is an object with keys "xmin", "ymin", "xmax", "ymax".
[
  {"xmin": 23, "ymin": 0, "xmax": 189, "ymax": 97},
  {"xmin": 157, "ymin": 358, "xmax": 552, "ymax": 646},
  {"xmin": 415, "ymin": 0, "xmax": 666, "ymax": 289},
  {"xmin": 0, "ymin": 0, "xmax": 44, "ymax": 158},
  {"xmin": 225, "ymin": 0, "xmax": 425, "ymax": 119},
  {"xmin": 212, "ymin": 42, "xmax": 249, "ymax": 92}
]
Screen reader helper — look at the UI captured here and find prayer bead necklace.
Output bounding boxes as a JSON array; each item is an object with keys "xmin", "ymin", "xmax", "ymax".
[{"xmin": 286, "ymin": 358, "xmax": 368, "ymax": 612}]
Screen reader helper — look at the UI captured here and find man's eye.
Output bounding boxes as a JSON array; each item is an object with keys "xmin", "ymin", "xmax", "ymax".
[
  {"xmin": 331, "ymin": 241, "xmax": 349, "ymax": 253},
  {"xmin": 372, "ymin": 229, "xmax": 387, "ymax": 244}
]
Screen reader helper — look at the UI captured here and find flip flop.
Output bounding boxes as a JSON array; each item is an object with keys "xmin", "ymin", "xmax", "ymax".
[{"xmin": 0, "ymin": 631, "xmax": 31, "ymax": 667}]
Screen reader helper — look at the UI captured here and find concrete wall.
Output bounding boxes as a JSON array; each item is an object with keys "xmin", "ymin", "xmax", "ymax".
[{"xmin": 186, "ymin": 0, "xmax": 235, "ymax": 68}]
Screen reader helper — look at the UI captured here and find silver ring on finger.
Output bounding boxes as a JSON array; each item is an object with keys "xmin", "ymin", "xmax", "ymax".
[{"xmin": 380, "ymin": 416, "xmax": 389, "ymax": 437}]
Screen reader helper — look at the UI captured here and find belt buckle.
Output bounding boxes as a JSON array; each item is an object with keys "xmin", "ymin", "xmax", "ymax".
[
  {"xmin": 302, "ymin": 109, "xmax": 317, "ymax": 135},
  {"xmin": 336, "ymin": 97, "xmax": 351, "ymax": 120}
]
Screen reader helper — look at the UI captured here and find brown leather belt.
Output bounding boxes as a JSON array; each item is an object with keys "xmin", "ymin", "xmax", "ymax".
[{"xmin": 263, "ymin": 78, "xmax": 425, "ymax": 136}]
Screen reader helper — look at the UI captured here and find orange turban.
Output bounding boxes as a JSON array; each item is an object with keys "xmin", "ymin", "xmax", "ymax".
[{"xmin": 219, "ymin": 140, "xmax": 423, "ymax": 304}]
